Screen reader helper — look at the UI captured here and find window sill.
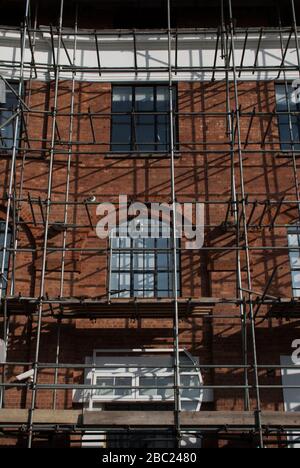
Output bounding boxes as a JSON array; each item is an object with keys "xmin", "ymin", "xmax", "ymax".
[{"xmin": 105, "ymin": 152, "xmax": 181, "ymax": 159}]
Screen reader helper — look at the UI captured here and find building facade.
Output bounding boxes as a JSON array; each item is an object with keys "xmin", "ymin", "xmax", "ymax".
[{"xmin": 0, "ymin": 0, "xmax": 300, "ymax": 448}]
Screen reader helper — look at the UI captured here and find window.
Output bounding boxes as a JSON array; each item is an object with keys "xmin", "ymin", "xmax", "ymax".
[
  {"xmin": 281, "ymin": 356, "xmax": 300, "ymax": 449},
  {"xmin": 0, "ymin": 222, "xmax": 12, "ymax": 295},
  {"xmin": 111, "ymin": 85, "xmax": 177, "ymax": 153},
  {"xmin": 109, "ymin": 220, "xmax": 180, "ymax": 298},
  {"xmin": 276, "ymin": 84, "xmax": 300, "ymax": 151},
  {"xmin": 288, "ymin": 226, "xmax": 300, "ymax": 297},
  {"xmin": 77, "ymin": 351, "xmax": 204, "ymax": 449},
  {"xmin": 74, "ymin": 350, "xmax": 203, "ymax": 412},
  {"xmin": 0, "ymin": 81, "xmax": 21, "ymax": 152}
]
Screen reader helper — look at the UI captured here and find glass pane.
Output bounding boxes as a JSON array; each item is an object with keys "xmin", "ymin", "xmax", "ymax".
[
  {"xmin": 112, "ymin": 87, "xmax": 132, "ymax": 111},
  {"xmin": 111, "ymin": 116, "xmax": 131, "ymax": 152},
  {"xmin": 115, "ymin": 377, "xmax": 132, "ymax": 397},
  {"xmin": 136, "ymin": 115, "xmax": 155, "ymax": 151},
  {"xmin": 156, "ymin": 87, "xmax": 169, "ymax": 111},
  {"xmin": 292, "ymin": 271, "xmax": 300, "ymax": 296},
  {"xmin": 134, "ymin": 273, "xmax": 154, "ymax": 297},
  {"xmin": 109, "ymin": 273, "xmax": 120, "ymax": 297},
  {"xmin": 112, "ymin": 87, "xmax": 132, "ymax": 151},
  {"xmin": 95, "ymin": 377, "xmax": 114, "ymax": 396},
  {"xmin": 180, "ymin": 375, "xmax": 201, "ymax": 399},
  {"xmin": 118, "ymin": 273, "xmax": 131, "ymax": 297},
  {"xmin": 157, "ymin": 117, "xmax": 169, "ymax": 151},
  {"xmin": 135, "ymin": 87, "xmax": 154, "ymax": 111},
  {"xmin": 134, "ymin": 273, "xmax": 144, "ymax": 297},
  {"xmin": 133, "ymin": 253, "xmax": 144, "ymax": 270},
  {"xmin": 288, "ymin": 231, "xmax": 300, "ymax": 271},
  {"xmin": 0, "ymin": 83, "xmax": 20, "ymax": 151},
  {"xmin": 276, "ymin": 85, "xmax": 297, "ymax": 111},
  {"xmin": 119, "ymin": 252, "xmax": 131, "ymax": 270},
  {"xmin": 110, "ymin": 252, "xmax": 119, "ymax": 269},
  {"xmin": 158, "ymin": 377, "xmax": 173, "ymax": 399},
  {"xmin": 119, "ymin": 237, "xmax": 131, "ymax": 248},
  {"xmin": 140, "ymin": 377, "xmax": 157, "ymax": 396},
  {"xmin": 157, "ymin": 272, "xmax": 170, "ymax": 291},
  {"xmin": 157, "ymin": 253, "xmax": 170, "ymax": 270}
]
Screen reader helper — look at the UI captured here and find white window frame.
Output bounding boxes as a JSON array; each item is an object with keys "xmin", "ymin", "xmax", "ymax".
[
  {"xmin": 73, "ymin": 349, "xmax": 204, "ymax": 411},
  {"xmin": 288, "ymin": 225, "xmax": 300, "ymax": 297}
]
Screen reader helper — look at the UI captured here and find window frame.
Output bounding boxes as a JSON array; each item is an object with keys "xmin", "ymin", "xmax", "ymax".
[
  {"xmin": 0, "ymin": 81, "xmax": 23, "ymax": 152},
  {"xmin": 108, "ymin": 219, "xmax": 181, "ymax": 299},
  {"xmin": 89, "ymin": 366, "xmax": 203, "ymax": 407},
  {"xmin": 275, "ymin": 82, "xmax": 300, "ymax": 151},
  {"xmin": 288, "ymin": 225, "xmax": 300, "ymax": 297},
  {"xmin": 110, "ymin": 84, "xmax": 178, "ymax": 154}
]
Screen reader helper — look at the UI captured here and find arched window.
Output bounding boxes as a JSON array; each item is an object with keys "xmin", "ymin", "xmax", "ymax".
[
  {"xmin": 109, "ymin": 219, "xmax": 180, "ymax": 298},
  {"xmin": 0, "ymin": 221, "xmax": 12, "ymax": 295}
]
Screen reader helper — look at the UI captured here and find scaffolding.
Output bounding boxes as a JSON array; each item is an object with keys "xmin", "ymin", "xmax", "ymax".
[{"xmin": 1, "ymin": 0, "xmax": 300, "ymax": 448}]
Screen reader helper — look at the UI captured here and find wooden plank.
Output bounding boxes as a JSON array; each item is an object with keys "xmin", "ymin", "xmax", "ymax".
[
  {"xmin": 0, "ymin": 410, "xmax": 300, "ymax": 428},
  {"xmin": 83, "ymin": 411, "xmax": 300, "ymax": 428},
  {"xmin": 0, "ymin": 409, "xmax": 82, "ymax": 425},
  {"xmin": 84, "ymin": 411, "xmax": 175, "ymax": 427}
]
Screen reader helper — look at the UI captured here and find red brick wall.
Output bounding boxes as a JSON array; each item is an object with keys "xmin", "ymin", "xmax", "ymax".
[{"xmin": 0, "ymin": 79, "xmax": 299, "ymax": 447}]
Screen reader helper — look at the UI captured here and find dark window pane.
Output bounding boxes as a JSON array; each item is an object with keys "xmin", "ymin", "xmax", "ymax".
[
  {"xmin": 276, "ymin": 84, "xmax": 300, "ymax": 151},
  {"xmin": 136, "ymin": 115, "xmax": 156, "ymax": 151},
  {"xmin": 111, "ymin": 116, "xmax": 131, "ymax": 152},
  {"xmin": 112, "ymin": 87, "xmax": 132, "ymax": 112},
  {"xmin": 157, "ymin": 115, "xmax": 169, "ymax": 151},
  {"xmin": 115, "ymin": 377, "xmax": 132, "ymax": 397},
  {"xmin": 0, "ymin": 83, "xmax": 21, "ymax": 151},
  {"xmin": 156, "ymin": 86, "xmax": 170, "ymax": 111},
  {"xmin": 135, "ymin": 87, "xmax": 154, "ymax": 112}
]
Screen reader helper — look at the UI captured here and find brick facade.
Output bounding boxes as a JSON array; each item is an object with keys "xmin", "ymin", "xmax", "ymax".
[{"xmin": 0, "ymin": 78, "xmax": 299, "ymax": 448}]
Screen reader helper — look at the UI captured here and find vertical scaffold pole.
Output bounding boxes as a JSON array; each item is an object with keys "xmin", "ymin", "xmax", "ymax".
[
  {"xmin": 228, "ymin": 0, "xmax": 264, "ymax": 448},
  {"xmin": 167, "ymin": 0, "xmax": 182, "ymax": 448},
  {"xmin": 0, "ymin": 0, "xmax": 30, "ymax": 409},
  {"xmin": 27, "ymin": 0, "xmax": 64, "ymax": 448}
]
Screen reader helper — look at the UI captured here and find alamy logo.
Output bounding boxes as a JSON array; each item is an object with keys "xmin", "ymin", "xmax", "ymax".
[
  {"xmin": 95, "ymin": 195, "xmax": 205, "ymax": 250},
  {"xmin": 291, "ymin": 339, "xmax": 300, "ymax": 365}
]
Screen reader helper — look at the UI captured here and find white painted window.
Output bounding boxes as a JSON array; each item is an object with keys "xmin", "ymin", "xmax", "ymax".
[
  {"xmin": 73, "ymin": 349, "xmax": 204, "ymax": 412},
  {"xmin": 288, "ymin": 226, "xmax": 300, "ymax": 297}
]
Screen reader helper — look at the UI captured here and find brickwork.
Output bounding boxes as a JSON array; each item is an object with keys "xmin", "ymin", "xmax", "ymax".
[{"xmin": 0, "ymin": 78, "xmax": 300, "ymax": 447}]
